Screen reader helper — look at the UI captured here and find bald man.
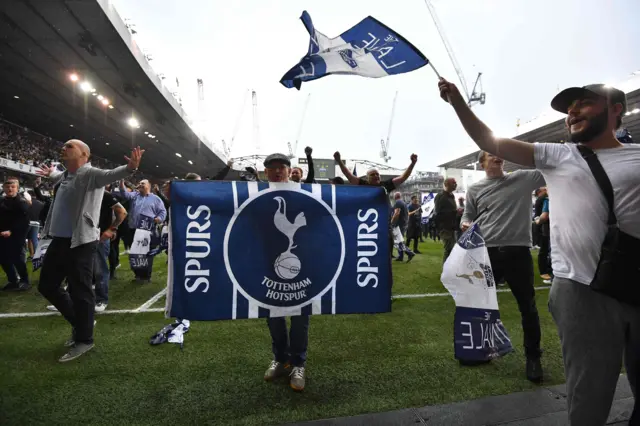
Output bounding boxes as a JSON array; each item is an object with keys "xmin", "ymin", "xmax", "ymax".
[
  {"xmin": 37, "ymin": 139, "xmax": 145, "ymax": 362},
  {"xmin": 118, "ymin": 178, "xmax": 167, "ymax": 283}
]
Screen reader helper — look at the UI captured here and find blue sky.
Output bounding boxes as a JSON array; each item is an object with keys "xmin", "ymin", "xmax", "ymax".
[{"xmin": 111, "ymin": 0, "xmax": 640, "ymax": 171}]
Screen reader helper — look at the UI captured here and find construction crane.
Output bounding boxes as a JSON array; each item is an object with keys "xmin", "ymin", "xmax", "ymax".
[
  {"xmin": 221, "ymin": 90, "xmax": 249, "ymax": 158},
  {"xmin": 252, "ymin": 90, "xmax": 260, "ymax": 151},
  {"xmin": 423, "ymin": 0, "xmax": 486, "ymax": 107},
  {"xmin": 287, "ymin": 94, "xmax": 311, "ymax": 159},
  {"xmin": 380, "ymin": 91, "xmax": 398, "ymax": 163}
]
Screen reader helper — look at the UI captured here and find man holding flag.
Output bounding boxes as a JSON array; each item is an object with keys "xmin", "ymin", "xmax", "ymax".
[
  {"xmin": 438, "ymin": 78, "xmax": 640, "ymax": 426},
  {"xmin": 459, "ymin": 150, "xmax": 545, "ymax": 382}
]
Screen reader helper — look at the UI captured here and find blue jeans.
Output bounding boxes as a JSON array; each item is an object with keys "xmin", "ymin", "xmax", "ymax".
[
  {"xmin": 27, "ymin": 223, "xmax": 39, "ymax": 254},
  {"xmin": 94, "ymin": 239, "xmax": 110, "ymax": 304},
  {"xmin": 266, "ymin": 315, "xmax": 310, "ymax": 367}
]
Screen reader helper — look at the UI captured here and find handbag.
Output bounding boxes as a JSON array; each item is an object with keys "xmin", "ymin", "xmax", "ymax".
[{"xmin": 576, "ymin": 145, "xmax": 640, "ymax": 306}]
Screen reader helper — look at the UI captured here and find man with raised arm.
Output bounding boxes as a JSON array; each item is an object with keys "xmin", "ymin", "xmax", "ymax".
[
  {"xmin": 333, "ymin": 152, "xmax": 417, "ymax": 192},
  {"xmin": 36, "ymin": 140, "xmax": 144, "ymax": 362},
  {"xmin": 438, "ymin": 79, "xmax": 640, "ymax": 426}
]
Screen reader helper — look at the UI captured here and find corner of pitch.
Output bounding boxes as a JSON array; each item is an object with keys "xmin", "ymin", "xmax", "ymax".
[{"xmin": 261, "ymin": 276, "xmax": 312, "ymax": 302}]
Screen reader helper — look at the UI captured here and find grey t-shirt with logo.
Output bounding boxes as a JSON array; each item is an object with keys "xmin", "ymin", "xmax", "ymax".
[{"xmin": 461, "ymin": 170, "xmax": 545, "ymax": 247}]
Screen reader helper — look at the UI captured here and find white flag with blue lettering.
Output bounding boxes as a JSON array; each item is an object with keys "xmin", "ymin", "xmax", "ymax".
[
  {"xmin": 281, "ymin": 11, "xmax": 429, "ymax": 90},
  {"xmin": 441, "ymin": 224, "xmax": 514, "ymax": 362}
]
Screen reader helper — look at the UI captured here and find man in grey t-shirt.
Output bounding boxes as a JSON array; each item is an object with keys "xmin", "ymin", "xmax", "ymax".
[{"xmin": 461, "ymin": 151, "xmax": 545, "ymax": 383}]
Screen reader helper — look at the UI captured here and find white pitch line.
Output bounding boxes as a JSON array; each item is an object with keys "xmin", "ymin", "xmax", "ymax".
[
  {"xmin": 392, "ymin": 285, "xmax": 551, "ymax": 299},
  {"xmin": 0, "ymin": 308, "xmax": 164, "ymax": 319},
  {"xmin": 0, "ymin": 286, "xmax": 552, "ymax": 319},
  {"xmin": 135, "ymin": 288, "xmax": 167, "ymax": 312}
]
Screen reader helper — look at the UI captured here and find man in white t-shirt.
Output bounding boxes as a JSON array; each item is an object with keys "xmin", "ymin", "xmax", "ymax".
[{"xmin": 437, "ymin": 79, "xmax": 639, "ymax": 426}]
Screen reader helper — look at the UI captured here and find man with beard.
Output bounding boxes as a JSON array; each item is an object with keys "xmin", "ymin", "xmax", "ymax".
[
  {"xmin": 261, "ymin": 153, "xmax": 309, "ymax": 392},
  {"xmin": 290, "ymin": 147, "xmax": 315, "ymax": 184},
  {"xmin": 460, "ymin": 150, "xmax": 545, "ymax": 381},
  {"xmin": 438, "ymin": 79, "xmax": 639, "ymax": 425}
]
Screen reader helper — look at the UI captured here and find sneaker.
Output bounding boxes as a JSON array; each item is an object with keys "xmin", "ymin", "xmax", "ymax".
[
  {"xmin": 59, "ymin": 342, "xmax": 94, "ymax": 363},
  {"xmin": 543, "ymin": 279, "xmax": 552, "ymax": 285},
  {"xmin": 406, "ymin": 253, "xmax": 415, "ymax": 263},
  {"xmin": 289, "ymin": 366, "xmax": 306, "ymax": 391},
  {"xmin": 16, "ymin": 282, "xmax": 31, "ymax": 291},
  {"xmin": 47, "ymin": 305, "xmax": 59, "ymax": 312},
  {"xmin": 526, "ymin": 357, "xmax": 543, "ymax": 383},
  {"xmin": 2, "ymin": 282, "xmax": 20, "ymax": 291},
  {"xmin": 95, "ymin": 303, "xmax": 107, "ymax": 313},
  {"xmin": 264, "ymin": 360, "xmax": 289, "ymax": 381}
]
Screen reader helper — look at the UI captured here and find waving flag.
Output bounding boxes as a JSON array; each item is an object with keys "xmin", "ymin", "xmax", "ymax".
[
  {"xmin": 280, "ymin": 11, "xmax": 428, "ymax": 90},
  {"xmin": 166, "ymin": 181, "xmax": 391, "ymax": 321},
  {"xmin": 441, "ymin": 224, "xmax": 513, "ymax": 362}
]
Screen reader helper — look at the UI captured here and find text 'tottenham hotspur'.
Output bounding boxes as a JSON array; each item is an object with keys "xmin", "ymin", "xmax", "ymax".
[{"xmin": 262, "ymin": 276, "xmax": 312, "ymax": 302}]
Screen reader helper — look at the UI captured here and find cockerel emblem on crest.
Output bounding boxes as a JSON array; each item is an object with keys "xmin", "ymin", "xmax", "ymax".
[{"xmin": 273, "ymin": 197, "xmax": 307, "ymax": 279}]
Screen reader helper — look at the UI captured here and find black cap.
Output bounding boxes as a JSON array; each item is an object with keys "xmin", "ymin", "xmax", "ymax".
[
  {"xmin": 263, "ymin": 153, "xmax": 291, "ymax": 168},
  {"xmin": 551, "ymin": 84, "xmax": 627, "ymax": 115}
]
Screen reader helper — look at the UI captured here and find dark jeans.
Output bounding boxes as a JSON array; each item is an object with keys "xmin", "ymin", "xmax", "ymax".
[
  {"xmin": 488, "ymin": 246, "xmax": 542, "ymax": 358},
  {"xmin": 93, "ymin": 239, "xmax": 110, "ymax": 304},
  {"xmin": 266, "ymin": 315, "xmax": 310, "ymax": 367},
  {"xmin": 1, "ymin": 239, "xmax": 29, "ymax": 284},
  {"xmin": 38, "ymin": 238, "xmax": 98, "ymax": 344},
  {"xmin": 109, "ymin": 233, "xmax": 120, "ymax": 277},
  {"xmin": 538, "ymin": 235, "xmax": 552, "ymax": 276}
]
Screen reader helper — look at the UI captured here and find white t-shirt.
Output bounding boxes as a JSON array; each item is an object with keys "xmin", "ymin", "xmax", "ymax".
[{"xmin": 534, "ymin": 142, "xmax": 640, "ymax": 285}]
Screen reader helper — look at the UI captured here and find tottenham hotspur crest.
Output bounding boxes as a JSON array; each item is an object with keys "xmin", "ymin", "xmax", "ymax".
[
  {"xmin": 273, "ymin": 197, "xmax": 307, "ymax": 279},
  {"xmin": 224, "ymin": 184, "xmax": 345, "ymax": 310}
]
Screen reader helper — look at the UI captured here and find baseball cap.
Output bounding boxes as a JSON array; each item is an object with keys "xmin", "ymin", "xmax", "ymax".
[
  {"xmin": 551, "ymin": 84, "xmax": 627, "ymax": 115},
  {"xmin": 263, "ymin": 153, "xmax": 291, "ymax": 168}
]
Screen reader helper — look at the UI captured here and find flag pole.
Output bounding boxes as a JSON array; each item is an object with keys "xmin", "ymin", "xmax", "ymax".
[{"xmin": 429, "ymin": 62, "xmax": 442, "ymax": 79}]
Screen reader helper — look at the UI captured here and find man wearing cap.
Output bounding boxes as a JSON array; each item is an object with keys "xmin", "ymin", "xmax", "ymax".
[
  {"xmin": 261, "ymin": 153, "xmax": 309, "ymax": 392},
  {"xmin": 438, "ymin": 79, "xmax": 640, "ymax": 425}
]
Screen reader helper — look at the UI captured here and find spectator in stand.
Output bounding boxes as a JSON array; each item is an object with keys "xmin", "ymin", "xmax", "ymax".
[{"xmin": 0, "ymin": 177, "xmax": 32, "ymax": 291}]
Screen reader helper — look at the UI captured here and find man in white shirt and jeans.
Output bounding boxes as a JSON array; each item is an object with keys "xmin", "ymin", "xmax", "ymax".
[{"xmin": 438, "ymin": 79, "xmax": 639, "ymax": 425}]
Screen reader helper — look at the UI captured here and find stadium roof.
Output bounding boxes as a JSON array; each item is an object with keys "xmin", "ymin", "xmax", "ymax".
[
  {"xmin": 0, "ymin": 0, "xmax": 226, "ymax": 178},
  {"xmin": 438, "ymin": 81, "xmax": 640, "ymax": 172}
]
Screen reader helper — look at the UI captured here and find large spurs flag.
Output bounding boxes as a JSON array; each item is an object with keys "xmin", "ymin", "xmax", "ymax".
[
  {"xmin": 441, "ymin": 224, "xmax": 514, "ymax": 362},
  {"xmin": 280, "ymin": 11, "xmax": 428, "ymax": 89},
  {"xmin": 166, "ymin": 181, "xmax": 391, "ymax": 321}
]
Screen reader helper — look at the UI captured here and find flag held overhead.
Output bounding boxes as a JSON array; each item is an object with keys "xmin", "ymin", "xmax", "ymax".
[{"xmin": 280, "ymin": 11, "xmax": 429, "ymax": 90}]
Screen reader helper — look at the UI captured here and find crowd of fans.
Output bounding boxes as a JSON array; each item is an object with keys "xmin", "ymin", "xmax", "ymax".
[{"xmin": 0, "ymin": 118, "xmax": 118, "ymax": 171}]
